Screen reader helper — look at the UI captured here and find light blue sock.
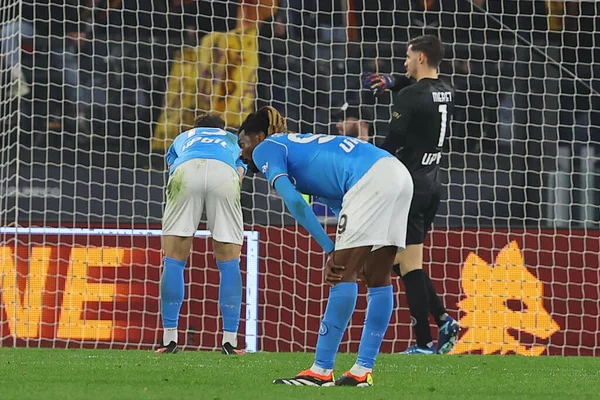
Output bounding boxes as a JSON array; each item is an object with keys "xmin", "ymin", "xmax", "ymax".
[
  {"xmin": 357, "ymin": 285, "xmax": 394, "ymax": 369},
  {"xmin": 217, "ymin": 258, "xmax": 242, "ymax": 334},
  {"xmin": 314, "ymin": 282, "xmax": 358, "ymax": 370},
  {"xmin": 160, "ymin": 257, "xmax": 186, "ymax": 329}
]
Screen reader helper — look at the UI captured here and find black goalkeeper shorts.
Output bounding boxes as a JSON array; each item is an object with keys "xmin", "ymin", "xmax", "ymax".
[{"xmin": 405, "ymin": 189, "xmax": 440, "ymax": 246}]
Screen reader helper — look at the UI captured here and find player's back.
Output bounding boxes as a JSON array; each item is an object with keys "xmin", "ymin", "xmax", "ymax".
[
  {"xmin": 392, "ymin": 78, "xmax": 454, "ymax": 181},
  {"xmin": 256, "ymin": 133, "xmax": 392, "ymax": 199},
  {"xmin": 167, "ymin": 127, "xmax": 241, "ymax": 174}
]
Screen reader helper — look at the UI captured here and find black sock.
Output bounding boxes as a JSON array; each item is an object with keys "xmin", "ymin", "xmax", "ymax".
[
  {"xmin": 424, "ymin": 274, "xmax": 448, "ymax": 327},
  {"xmin": 401, "ymin": 269, "xmax": 433, "ymax": 348},
  {"xmin": 396, "ymin": 266, "xmax": 448, "ymax": 326}
]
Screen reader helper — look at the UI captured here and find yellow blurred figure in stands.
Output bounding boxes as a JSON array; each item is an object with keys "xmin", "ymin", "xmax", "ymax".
[{"xmin": 153, "ymin": 0, "xmax": 279, "ymax": 152}]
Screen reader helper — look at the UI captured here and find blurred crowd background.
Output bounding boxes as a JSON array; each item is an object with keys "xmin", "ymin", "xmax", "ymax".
[{"xmin": 0, "ymin": 0, "xmax": 598, "ymax": 228}]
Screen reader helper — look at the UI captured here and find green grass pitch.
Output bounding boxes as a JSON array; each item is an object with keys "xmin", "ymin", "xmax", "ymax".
[{"xmin": 1, "ymin": 348, "xmax": 599, "ymax": 399}]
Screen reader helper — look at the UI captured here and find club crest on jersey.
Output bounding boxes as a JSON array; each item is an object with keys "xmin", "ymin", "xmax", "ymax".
[
  {"xmin": 261, "ymin": 162, "xmax": 269, "ymax": 174},
  {"xmin": 319, "ymin": 322, "xmax": 329, "ymax": 336}
]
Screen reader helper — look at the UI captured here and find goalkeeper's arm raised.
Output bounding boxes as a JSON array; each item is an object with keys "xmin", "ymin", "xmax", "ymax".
[{"xmin": 361, "ymin": 72, "xmax": 414, "ymax": 97}]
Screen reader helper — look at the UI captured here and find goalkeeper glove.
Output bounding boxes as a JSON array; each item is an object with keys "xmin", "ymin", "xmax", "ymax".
[{"xmin": 361, "ymin": 72, "xmax": 396, "ymax": 97}]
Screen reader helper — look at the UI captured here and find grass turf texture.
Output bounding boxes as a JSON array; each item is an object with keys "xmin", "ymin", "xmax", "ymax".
[{"xmin": 1, "ymin": 348, "xmax": 599, "ymax": 399}]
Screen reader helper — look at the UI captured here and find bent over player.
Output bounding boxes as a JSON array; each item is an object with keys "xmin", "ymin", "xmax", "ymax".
[
  {"xmin": 362, "ymin": 35, "xmax": 459, "ymax": 354},
  {"xmin": 238, "ymin": 106, "xmax": 414, "ymax": 386},
  {"xmin": 156, "ymin": 112, "xmax": 248, "ymax": 355}
]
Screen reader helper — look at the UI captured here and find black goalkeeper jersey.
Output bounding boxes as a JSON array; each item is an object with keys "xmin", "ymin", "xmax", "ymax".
[{"xmin": 381, "ymin": 77, "xmax": 454, "ymax": 192}]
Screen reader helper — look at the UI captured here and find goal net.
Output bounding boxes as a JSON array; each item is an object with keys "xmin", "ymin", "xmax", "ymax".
[{"xmin": 1, "ymin": 0, "xmax": 598, "ymax": 356}]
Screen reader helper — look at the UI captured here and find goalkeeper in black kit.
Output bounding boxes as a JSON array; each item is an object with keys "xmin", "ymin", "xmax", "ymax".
[{"xmin": 362, "ymin": 35, "xmax": 460, "ymax": 354}]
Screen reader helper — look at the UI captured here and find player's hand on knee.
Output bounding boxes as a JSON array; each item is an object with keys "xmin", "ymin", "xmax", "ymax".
[
  {"xmin": 324, "ymin": 256, "xmax": 344, "ymax": 286},
  {"xmin": 361, "ymin": 72, "xmax": 395, "ymax": 97}
]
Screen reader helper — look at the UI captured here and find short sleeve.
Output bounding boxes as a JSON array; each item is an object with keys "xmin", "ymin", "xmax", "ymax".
[
  {"xmin": 165, "ymin": 143, "xmax": 178, "ymax": 168},
  {"xmin": 252, "ymin": 139, "xmax": 289, "ymax": 186}
]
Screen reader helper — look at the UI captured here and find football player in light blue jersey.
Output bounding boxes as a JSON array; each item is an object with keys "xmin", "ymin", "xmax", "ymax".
[
  {"xmin": 157, "ymin": 112, "xmax": 247, "ymax": 355},
  {"xmin": 238, "ymin": 107, "xmax": 414, "ymax": 387}
]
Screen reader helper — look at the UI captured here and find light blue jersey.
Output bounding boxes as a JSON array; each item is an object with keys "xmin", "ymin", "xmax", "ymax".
[
  {"xmin": 252, "ymin": 133, "xmax": 392, "ymax": 199},
  {"xmin": 251, "ymin": 133, "xmax": 393, "ymax": 254},
  {"xmin": 166, "ymin": 127, "xmax": 246, "ymax": 175}
]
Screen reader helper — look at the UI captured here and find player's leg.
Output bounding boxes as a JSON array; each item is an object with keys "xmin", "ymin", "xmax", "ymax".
[
  {"xmin": 395, "ymin": 248, "xmax": 459, "ymax": 354},
  {"xmin": 333, "ymin": 157, "xmax": 413, "ymax": 387},
  {"xmin": 212, "ymin": 240, "xmax": 243, "ymax": 354},
  {"xmin": 394, "ymin": 244, "xmax": 435, "ymax": 353},
  {"xmin": 312, "ymin": 246, "xmax": 371, "ymax": 369},
  {"xmin": 157, "ymin": 161, "xmax": 205, "ymax": 353},
  {"xmin": 158, "ymin": 235, "xmax": 193, "ymax": 353},
  {"xmin": 273, "ymin": 245, "xmax": 372, "ymax": 386},
  {"xmin": 396, "ymin": 244, "xmax": 449, "ymax": 325},
  {"xmin": 204, "ymin": 159, "xmax": 245, "ymax": 354},
  {"xmin": 334, "ymin": 246, "xmax": 397, "ymax": 387},
  {"xmin": 395, "ymin": 246, "xmax": 447, "ymax": 326},
  {"xmin": 394, "ymin": 193, "xmax": 459, "ymax": 354}
]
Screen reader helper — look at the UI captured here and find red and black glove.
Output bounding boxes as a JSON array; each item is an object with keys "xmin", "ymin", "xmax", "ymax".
[{"xmin": 361, "ymin": 72, "xmax": 396, "ymax": 97}]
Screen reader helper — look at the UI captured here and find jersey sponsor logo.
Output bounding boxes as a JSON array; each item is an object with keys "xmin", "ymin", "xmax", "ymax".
[
  {"xmin": 181, "ymin": 129, "xmax": 229, "ymax": 152},
  {"xmin": 261, "ymin": 162, "xmax": 269, "ymax": 174},
  {"xmin": 451, "ymin": 242, "xmax": 560, "ymax": 356},
  {"xmin": 181, "ymin": 136, "xmax": 227, "ymax": 152},
  {"xmin": 421, "ymin": 152, "xmax": 442, "ymax": 165}
]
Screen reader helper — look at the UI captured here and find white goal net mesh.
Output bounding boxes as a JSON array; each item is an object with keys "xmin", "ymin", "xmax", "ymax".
[{"xmin": 0, "ymin": 0, "xmax": 598, "ymax": 356}]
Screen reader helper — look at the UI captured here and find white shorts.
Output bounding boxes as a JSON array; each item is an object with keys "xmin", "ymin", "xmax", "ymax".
[
  {"xmin": 162, "ymin": 158, "xmax": 244, "ymax": 245},
  {"xmin": 335, "ymin": 157, "xmax": 414, "ymax": 251}
]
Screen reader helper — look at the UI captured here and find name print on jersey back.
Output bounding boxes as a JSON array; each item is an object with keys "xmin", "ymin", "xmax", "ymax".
[
  {"xmin": 284, "ymin": 133, "xmax": 362, "ymax": 153},
  {"xmin": 431, "ymin": 91, "xmax": 452, "ymax": 103}
]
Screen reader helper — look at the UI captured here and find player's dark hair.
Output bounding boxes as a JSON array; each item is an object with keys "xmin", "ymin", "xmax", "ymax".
[
  {"xmin": 239, "ymin": 106, "xmax": 287, "ymax": 136},
  {"xmin": 239, "ymin": 111, "xmax": 269, "ymax": 136},
  {"xmin": 408, "ymin": 35, "xmax": 445, "ymax": 68},
  {"xmin": 194, "ymin": 112, "xmax": 225, "ymax": 129}
]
